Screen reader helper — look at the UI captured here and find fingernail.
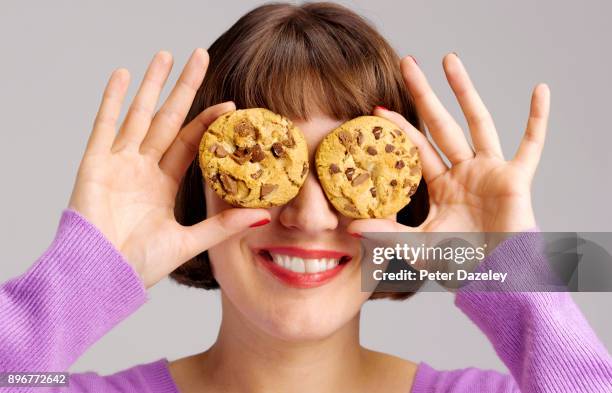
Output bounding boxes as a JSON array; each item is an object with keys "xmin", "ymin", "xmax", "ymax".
[
  {"xmin": 349, "ymin": 232, "xmax": 363, "ymax": 239},
  {"xmin": 249, "ymin": 219, "xmax": 271, "ymax": 228},
  {"xmin": 374, "ymin": 105, "xmax": 388, "ymax": 112},
  {"xmin": 408, "ymin": 55, "xmax": 419, "ymax": 65}
]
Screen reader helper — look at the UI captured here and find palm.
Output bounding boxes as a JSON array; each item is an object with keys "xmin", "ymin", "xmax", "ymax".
[
  {"xmin": 424, "ymin": 157, "xmax": 533, "ymax": 233},
  {"xmin": 71, "ymin": 151, "xmax": 181, "ymax": 267}
]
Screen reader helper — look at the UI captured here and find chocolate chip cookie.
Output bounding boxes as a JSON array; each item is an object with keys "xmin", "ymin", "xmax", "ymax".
[
  {"xmin": 315, "ymin": 116, "xmax": 421, "ymax": 218},
  {"xmin": 199, "ymin": 108, "xmax": 309, "ymax": 208}
]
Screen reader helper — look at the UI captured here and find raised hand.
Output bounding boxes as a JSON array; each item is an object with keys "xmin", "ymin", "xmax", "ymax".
[
  {"xmin": 68, "ymin": 50, "xmax": 270, "ymax": 288},
  {"xmin": 349, "ymin": 53, "xmax": 550, "ymax": 236}
]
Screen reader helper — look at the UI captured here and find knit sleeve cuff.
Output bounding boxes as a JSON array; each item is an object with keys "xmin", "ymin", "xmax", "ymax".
[
  {"xmin": 1, "ymin": 208, "xmax": 148, "ymax": 369},
  {"xmin": 49, "ymin": 208, "xmax": 149, "ymax": 310}
]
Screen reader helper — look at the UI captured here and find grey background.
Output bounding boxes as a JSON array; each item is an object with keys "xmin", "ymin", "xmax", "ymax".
[{"xmin": 1, "ymin": 0, "xmax": 611, "ymax": 374}]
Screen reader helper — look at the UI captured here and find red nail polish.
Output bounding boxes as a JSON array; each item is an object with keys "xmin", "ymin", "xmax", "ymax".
[
  {"xmin": 350, "ymin": 232, "xmax": 363, "ymax": 239},
  {"xmin": 374, "ymin": 105, "xmax": 388, "ymax": 112},
  {"xmin": 249, "ymin": 219, "xmax": 270, "ymax": 228}
]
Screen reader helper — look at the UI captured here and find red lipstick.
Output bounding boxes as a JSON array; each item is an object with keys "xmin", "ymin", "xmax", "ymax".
[{"xmin": 254, "ymin": 247, "xmax": 351, "ymax": 289}]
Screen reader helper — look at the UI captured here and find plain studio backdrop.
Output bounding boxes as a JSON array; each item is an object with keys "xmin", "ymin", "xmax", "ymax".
[{"xmin": 2, "ymin": 0, "xmax": 611, "ymax": 373}]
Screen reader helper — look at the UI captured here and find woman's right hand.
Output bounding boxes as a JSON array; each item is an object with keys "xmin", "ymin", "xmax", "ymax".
[{"xmin": 68, "ymin": 49, "xmax": 270, "ymax": 289}]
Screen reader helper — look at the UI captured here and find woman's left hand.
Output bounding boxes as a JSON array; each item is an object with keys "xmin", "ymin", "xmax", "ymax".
[{"xmin": 348, "ymin": 53, "xmax": 550, "ymax": 236}]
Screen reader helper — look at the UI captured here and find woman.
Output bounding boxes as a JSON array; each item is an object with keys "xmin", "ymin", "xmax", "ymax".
[{"xmin": 1, "ymin": 2, "xmax": 611, "ymax": 392}]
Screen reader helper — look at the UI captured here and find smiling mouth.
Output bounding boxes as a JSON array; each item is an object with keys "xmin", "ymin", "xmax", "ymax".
[{"xmin": 255, "ymin": 247, "xmax": 352, "ymax": 288}]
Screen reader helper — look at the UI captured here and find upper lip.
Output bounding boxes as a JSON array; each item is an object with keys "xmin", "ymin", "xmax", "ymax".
[{"xmin": 258, "ymin": 246, "xmax": 351, "ymax": 260}]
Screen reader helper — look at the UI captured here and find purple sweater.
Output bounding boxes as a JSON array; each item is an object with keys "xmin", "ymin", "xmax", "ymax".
[{"xmin": 1, "ymin": 209, "xmax": 611, "ymax": 392}]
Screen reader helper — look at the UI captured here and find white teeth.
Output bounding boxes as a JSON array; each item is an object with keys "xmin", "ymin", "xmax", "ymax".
[
  {"xmin": 269, "ymin": 253, "xmax": 342, "ymax": 274},
  {"xmin": 283, "ymin": 255, "xmax": 291, "ymax": 269},
  {"xmin": 291, "ymin": 257, "xmax": 305, "ymax": 273},
  {"xmin": 305, "ymin": 259, "xmax": 320, "ymax": 273}
]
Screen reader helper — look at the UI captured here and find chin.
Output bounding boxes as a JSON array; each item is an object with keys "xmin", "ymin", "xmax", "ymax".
[{"xmin": 256, "ymin": 295, "xmax": 362, "ymax": 342}]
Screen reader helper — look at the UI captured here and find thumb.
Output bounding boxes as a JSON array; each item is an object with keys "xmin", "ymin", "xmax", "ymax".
[{"xmin": 179, "ymin": 208, "xmax": 271, "ymax": 259}]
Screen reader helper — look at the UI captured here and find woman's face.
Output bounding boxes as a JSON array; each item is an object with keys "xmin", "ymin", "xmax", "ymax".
[{"xmin": 205, "ymin": 112, "xmax": 373, "ymax": 341}]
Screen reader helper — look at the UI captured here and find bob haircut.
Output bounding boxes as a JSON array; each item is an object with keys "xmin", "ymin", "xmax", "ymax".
[{"xmin": 172, "ymin": 2, "xmax": 429, "ymax": 300}]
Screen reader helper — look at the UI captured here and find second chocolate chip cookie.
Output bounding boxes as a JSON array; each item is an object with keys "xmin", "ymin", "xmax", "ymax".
[{"xmin": 315, "ymin": 116, "xmax": 422, "ymax": 218}]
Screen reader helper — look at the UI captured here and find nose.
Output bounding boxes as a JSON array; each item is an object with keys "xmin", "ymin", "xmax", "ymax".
[{"xmin": 278, "ymin": 169, "xmax": 339, "ymax": 233}]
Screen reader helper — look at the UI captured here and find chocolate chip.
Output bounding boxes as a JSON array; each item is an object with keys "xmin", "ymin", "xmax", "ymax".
[
  {"xmin": 301, "ymin": 162, "xmax": 308, "ymax": 177},
  {"xmin": 392, "ymin": 129, "xmax": 403, "ymax": 137},
  {"xmin": 231, "ymin": 155, "xmax": 249, "ymax": 164},
  {"xmin": 345, "ymin": 167, "xmax": 355, "ymax": 180},
  {"xmin": 235, "ymin": 120, "xmax": 258, "ymax": 139},
  {"xmin": 250, "ymin": 144, "xmax": 265, "ymax": 163},
  {"xmin": 251, "ymin": 169, "xmax": 263, "ymax": 179},
  {"xmin": 351, "ymin": 173, "xmax": 370, "ymax": 186},
  {"xmin": 356, "ymin": 130, "xmax": 364, "ymax": 146},
  {"xmin": 370, "ymin": 187, "xmax": 377, "ymax": 197},
  {"xmin": 408, "ymin": 184, "xmax": 418, "ymax": 196},
  {"xmin": 260, "ymin": 183, "xmax": 278, "ymax": 198},
  {"xmin": 372, "ymin": 126, "xmax": 383, "ymax": 139},
  {"xmin": 344, "ymin": 203, "xmax": 359, "ymax": 214},
  {"xmin": 282, "ymin": 131, "xmax": 296, "ymax": 148},
  {"xmin": 231, "ymin": 146, "xmax": 251, "ymax": 164},
  {"xmin": 329, "ymin": 163, "xmax": 341, "ymax": 174},
  {"xmin": 385, "ymin": 144, "xmax": 395, "ymax": 153},
  {"xmin": 271, "ymin": 142, "xmax": 284, "ymax": 158},
  {"xmin": 410, "ymin": 166, "xmax": 421, "ymax": 176},
  {"xmin": 214, "ymin": 145, "xmax": 228, "ymax": 158},
  {"xmin": 395, "ymin": 160, "xmax": 405, "ymax": 169},
  {"xmin": 366, "ymin": 146, "xmax": 377, "ymax": 155},
  {"xmin": 390, "ymin": 179, "xmax": 398, "ymax": 187},
  {"xmin": 338, "ymin": 130, "xmax": 352, "ymax": 147},
  {"xmin": 219, "ymin": 174, "xmax": 237, "ymax": 195}
]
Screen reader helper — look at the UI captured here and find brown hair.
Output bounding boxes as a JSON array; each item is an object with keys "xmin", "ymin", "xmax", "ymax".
[{"xmin": 171, "ymin": 2, "xmax": 429, "ymax": 300}]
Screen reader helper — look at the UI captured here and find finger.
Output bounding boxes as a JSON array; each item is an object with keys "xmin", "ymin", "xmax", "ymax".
[
  {"xmin": 513, "ymin": 83, "xmax": 551, "ymax": 176},
  {"xmin": 112, "ymin": 51, "xmax": 173, "ymax": 152},
  {"xmin": 160, "ymin": 101, "xmax": 236, "ymax": 184},
  {"xmin": 178, "ymin": 208, "xmax": 271, "ymax": 260},
  {"xmin": 140, "ymin": 48, "xmax": 209, "ymax": 160},
  {"xmin": 373, "ymin": 107, "xmax": 447, "ymax": 183},
  {"xmin": 400, "ymin": 56, "xmax": 474, "ymax": 164},
  {"xmin": 443, "ymin": 53, "xmax": 503, "ymax": 158},
  {"xmin": 86, "ymin": 68, "xmax": 130, "ymax": 154}
]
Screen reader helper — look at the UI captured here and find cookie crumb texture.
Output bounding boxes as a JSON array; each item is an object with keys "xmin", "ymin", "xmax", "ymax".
[
  {"xmin": 200, "ymin": 108, "xmax": 309, "ymax": 208},
  {"xmin": 316, "ymin": 116, "xmax": 422, "ymax": 218}
]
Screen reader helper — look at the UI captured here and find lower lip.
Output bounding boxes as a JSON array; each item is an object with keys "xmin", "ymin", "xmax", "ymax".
[{"xmin": 255, "ymin": 253, "xmax": 349, "ymax": 289}]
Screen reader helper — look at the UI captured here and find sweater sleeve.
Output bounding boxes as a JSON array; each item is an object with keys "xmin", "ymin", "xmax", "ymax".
[
  {"xmin": 0, "ymin": 208, "xmax": 148, "ymax": 373},
  {"xmin": 455, "ymin": 231, "xmax": 612, "ymax": 392}
]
